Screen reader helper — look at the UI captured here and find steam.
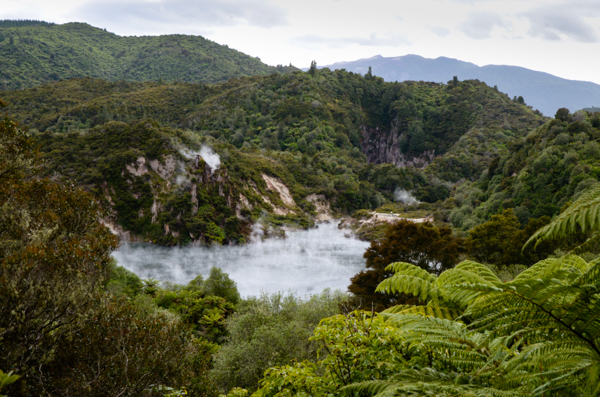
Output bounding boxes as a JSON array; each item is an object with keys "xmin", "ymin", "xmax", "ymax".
[
  {"xmin": 199, "ymin": 145, "xmax": 221, "ymax": 172},
  {"xmin": 175, "ymin": 175, "xmax": 191, "ymax": 187},
  {"xmin": 179, "ymin": 145, "xmax": 221, "ymax": 174},
  {"xmin": 112, "ymin": 222, "xmax": 369, "ymax": 298},
  {"xmin": 394, "ymin": 188, "xmax": 420, "ymax": 205}
]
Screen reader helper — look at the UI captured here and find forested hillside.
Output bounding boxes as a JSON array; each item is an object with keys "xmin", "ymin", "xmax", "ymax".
[
  {"xmin": 448, "ymin": 108, "xmax": 600, "ymax": 230},
  {"xmin": 0, "ymin": 21, "xmax": 295, "ymax": 90},
  {"xmin": 0, "ymin": 68, "xmax": 547, "ymax": 245}
]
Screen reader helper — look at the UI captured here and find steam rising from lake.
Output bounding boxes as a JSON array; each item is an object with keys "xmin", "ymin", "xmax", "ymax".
[{"xmin": 112, "ymin": 222, "xmax": 370, "ymax": 297}]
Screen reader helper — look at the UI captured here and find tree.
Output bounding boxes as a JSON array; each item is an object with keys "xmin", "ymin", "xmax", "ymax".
[
  {"xmin": 308, "ymin": 60, "xmax": 317, "ymax": 76},
  {"xmin": 204, "ymin": 266, "xmax": 241, "ymax": 305},
  {"xmin": 467, "ymin": 209, "xmax": 553, "ymax": 267},
  {"xmin": 348, "ymin": 220, "xmax": 467, "ymax": 311},
  {"xmin": 0, "ymin": 107, "xmax": 119, "ymax": 391},
  {"xmin": 555, "ymin": 107, "xmax": 571, "ymax": 121}
]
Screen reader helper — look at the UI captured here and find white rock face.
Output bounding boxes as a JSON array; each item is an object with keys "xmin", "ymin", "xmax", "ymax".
[
  {"xmin": 126, "ymin": 156, "xmax": 149, "ymax": 177},
  {"xmin": 260, "ymin": 173, "xmax": 297, "ymax": 215},
  {"xmin": 149, "ymin": 155, "xmax": 177, "ymax": 180},
  {"xmin": 306, "ymin": 194, "xmax": 333, "ymax": 222},
  {"xmin": 262, "ymin": 173, "xmax": 296, "ymax": 207}
]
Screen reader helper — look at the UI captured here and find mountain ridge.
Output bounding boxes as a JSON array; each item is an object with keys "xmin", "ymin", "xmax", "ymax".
[
  {"xmin": 0, "ymin": 21, "xmax": 296, "ymax": 90},
  {"xmin": 320, "ymin": 54, "xmax": 600, "ymax": 117}
]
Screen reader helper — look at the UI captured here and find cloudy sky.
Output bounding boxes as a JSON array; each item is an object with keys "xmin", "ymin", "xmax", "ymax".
[{"xmin": 2, "ymin": 0, "xmax": 600, "ymax": 84}]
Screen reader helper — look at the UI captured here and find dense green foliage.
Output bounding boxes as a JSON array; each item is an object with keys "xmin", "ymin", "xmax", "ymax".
[
  {"xmin": 448, "ymin": 109, "xmax": 600, "ymax": 230},
  {"xmin": 525, "ymin": 179, "xmax": 600, "ymax": 253},
  {"xmin": 0, "ymin": 110, "xmax": 240, "ymax": 396},
  {"xmin": 348, "ymin": 220, "xmax": 467, "ymax": 311},
  {"xmin": 0, "ymin": 22, "xmax": 295, "ymax": 90},
  {"xmin": 466, "ymin": 209, "xmax": 557, "ymax": 267},
  {"xmin": 0, "ymin": 20, "xmax": 55, "ymax": 28},
  {"xmin": 212, "ymin": 291, "xmax": 343, "ymax": 393},
  {"xmin": 254, "ymin": 311, "xmax": 407, "ymax": 397},
  {"xmin": 251, "ymin": 254, "xmax": 600, "ymax": 397},
  {"xmin": 0, "ymin": 66, "xmax": 548, "ymax": 243}
]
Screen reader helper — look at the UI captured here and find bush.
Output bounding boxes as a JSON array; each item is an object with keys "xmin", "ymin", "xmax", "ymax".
[{"xmin": 211, "ymin": 290, "xmax": 344, "ymax": 393}]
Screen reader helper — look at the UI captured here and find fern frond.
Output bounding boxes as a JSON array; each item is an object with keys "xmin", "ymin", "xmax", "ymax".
[
  {"xmin": 573, "ymin": 259, "xmax": 600, "ymax": 287},
  {"xmin": 385, "ymin": 261, "xmax": 437, "ymax": 283},
  {"xmin": 442, "ymin": 282, "xmax": 503, "ymax": 312},
  {"xmin": 342, "ymin": 369, "xmax": 528, "ymax": 397},
  {"xmin": 382, "ymin": 304, "xmax": 461, "ymax": 320},
  {"xmin": 524, "ymin": 183, "xmax": 600, "ymax": 250},
  {"xmin": 513, "ymin": 255, "xmax": 588, "ymax": 282},
  {"xmin": 376, "ymin": 274, "xmax": 438, "ymax": 302},
  {"xmin": 453, "ymin": 260, "xmax": 502, "ymax": 284}
]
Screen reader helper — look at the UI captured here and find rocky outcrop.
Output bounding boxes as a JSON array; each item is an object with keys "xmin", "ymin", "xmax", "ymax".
[
  {"xmin": 260, "ymin": 173, "xmax": 297, "ymax": 215},
  {"xmin": 306, "ymin": 194, "xmax": 333, "ymax": 222},
  {"xmin": 126, "ymin": 156, "xmax": 149, "ymax": 176},
  {"xmin": 149, "ymin": 155, "xmax": 177, "ymax": 181},
  {"xmin": 262, "ymin": 173, "xmax": 295, "ymax": 208},
  {"xmin": 360, "ymin": 117, "xmax": 435, "ymax": 169},
  {"xmin": 100, "ymin": 218, "xmax": 140, "ymax": 242},
  {"xmin": 102, "ymin": 152, "xmax": 320, "ymax": 246}
]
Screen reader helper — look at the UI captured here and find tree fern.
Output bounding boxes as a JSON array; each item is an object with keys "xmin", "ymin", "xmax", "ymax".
[
  {"xmin": 376, "ymin": 260, "xmax": 502, "ymax": 319},
  {"xmin": 524, "ymin": 183, "xmax": 600, "ymax": 250},
  {"xmin": 350, "ymin": 255, "xmax": 600, "ymax": 396}
]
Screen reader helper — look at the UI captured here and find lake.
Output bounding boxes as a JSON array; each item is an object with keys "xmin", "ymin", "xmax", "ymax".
[{"xmin": 112, "ymin": 221, "xmax": 370, "ymax": 297}]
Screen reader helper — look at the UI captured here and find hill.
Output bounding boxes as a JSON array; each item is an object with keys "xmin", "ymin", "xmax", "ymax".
[
  {"xmin": 1, "ymin": 69, "xmax": 545, "ymax": 245},
  {"xmin": 321, "ymin": 55, "xmax": 600, "ymax": 118},
  {"xmin": 0, "ymin": 21, "xmax": 295, "ymax": 90},
  {"xmin": 447, "ymin": 109, "xmax": 600, "ymax": 231}
]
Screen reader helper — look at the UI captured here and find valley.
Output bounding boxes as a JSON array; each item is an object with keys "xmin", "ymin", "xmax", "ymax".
[{"xmin": 3, "ymin": 18, "xmax": 600, "ymax": 397}]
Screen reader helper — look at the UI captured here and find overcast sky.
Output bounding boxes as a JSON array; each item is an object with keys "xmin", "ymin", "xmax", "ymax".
[{"xmin": 2, "ymin": 0, "xmax": 600, "ymax": 84}]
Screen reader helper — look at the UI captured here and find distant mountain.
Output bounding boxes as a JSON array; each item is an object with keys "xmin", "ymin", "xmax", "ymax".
[
  {"xmin": 0, "ymin": 21, "xmax": 296, "ymax": 90},
  {"xmin": 320, "ymin": 55, "xmax": 600, "ymax": 117}
]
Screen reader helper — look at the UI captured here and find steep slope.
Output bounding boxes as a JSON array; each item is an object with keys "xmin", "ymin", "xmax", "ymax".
[
  {"xmin": 322, "ymin": 54, "xmax": 600, "ymax": 117},
  {"xmin": 1, "ymin": 70, "xmax": 545, "ymax": 244},
  {"xmin": 0, "ymin": 21, "xmax": 295, "ymax": 90},
  {"xmin": 448, "ymin": 109, "xmax": 600, "ymax": 230}
]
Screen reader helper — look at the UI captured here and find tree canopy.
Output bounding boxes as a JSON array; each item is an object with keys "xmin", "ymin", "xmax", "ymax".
[{"xmin": 348, "ymin": 220, "xmax": 467, "ymax": 311}]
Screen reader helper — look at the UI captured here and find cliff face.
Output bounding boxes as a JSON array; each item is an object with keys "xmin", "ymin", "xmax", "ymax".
[
  {"xmin": 99, "ymin": 152, "xmax": 249, "ymax": 246},
  {"xmin": 99, "ymin": 149, "xmax": 324, "ymax": 246},
  {"xmin": 360, "ymin": 120, "xmax": 435, "ymax": 169}
]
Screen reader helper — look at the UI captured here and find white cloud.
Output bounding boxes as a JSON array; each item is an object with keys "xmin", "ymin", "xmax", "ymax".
[
  {"xmin": 290, "ymin": 32, "xmax": 412, "ymax": 49},
  {"xmin": 430, "ymin": 26, "xmax": 451, "ymax": 37},
  {"xmin": 459, "ymin": 11, "xmax": 509, "ymax": 39},
  {"xmin": 523, "ymin": 3, "xmax": 600, "ymax": 43},
  {"xmin": 73, "ymin": 0, "xmax": 288, "ymax": 30}
]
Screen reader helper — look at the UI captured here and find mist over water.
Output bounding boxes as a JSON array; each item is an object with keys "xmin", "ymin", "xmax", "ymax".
[{"xmin": 112, "ymin": 222, "xmax": 370, "ymax": 297}]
